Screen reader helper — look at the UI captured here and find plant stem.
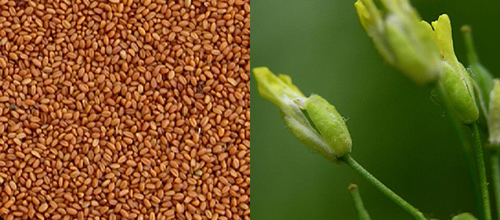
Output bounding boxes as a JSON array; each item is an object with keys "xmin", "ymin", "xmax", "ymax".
[
  {"xmin": 434, "ymin": 84, "xmax": 483, "ymax": 219},
  {"xmin": 340, "ymin": 154, "xmax": 427, "ymax": 220},
  {"xmin": 490, "ymin": 146, "xmax": 500, "ymax": 220},
  {"xmin": 461, "ymin": 25, "xmax": 479, "ymax": 64},
  {"xmin": 470, "ymin": 122, "xmax": 492, "ymax": 220},
  {"xmin": 348, "ymin": 184, "xmax": 371, "ymax": 220}
]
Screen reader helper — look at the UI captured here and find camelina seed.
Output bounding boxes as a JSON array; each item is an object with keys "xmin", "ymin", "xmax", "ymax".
[{"xmin": 0, "ymin": 0, "xmax": 250, "ymax": 219}]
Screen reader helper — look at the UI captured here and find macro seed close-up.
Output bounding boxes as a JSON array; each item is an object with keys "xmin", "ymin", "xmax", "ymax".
[{"xmin": 0, "ymin": 0, "xmax": 250, "ymax": 219}]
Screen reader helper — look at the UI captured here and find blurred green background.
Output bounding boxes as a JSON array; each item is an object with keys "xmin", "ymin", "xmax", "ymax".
[{"xmin": 251, "ymin": 0, "xmax": 500, "ymax": 219}]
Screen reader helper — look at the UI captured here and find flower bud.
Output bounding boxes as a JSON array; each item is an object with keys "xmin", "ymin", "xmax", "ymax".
[
  {"xmin": 451, "ymin": 213, "xmax": 477, "ymax": 220},
  {"xmin": 431, "ymin": 15, "xmax": 479, "ymax": 124},
  {"xmin": 254, "ymin": 67, "xmax": 352, "ymax": 161},
  {"xmin": 488, "ymin": 79, "xmax": 500, "ymax": 145},
  {"xmin": 355, "ymin": 0, "xmax": 442, "ymax": 85}
]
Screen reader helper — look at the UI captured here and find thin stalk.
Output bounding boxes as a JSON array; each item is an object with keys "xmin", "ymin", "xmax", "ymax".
[
  {"xmin": 434, "ymin": 84, "xmax": 483, "ymax": 219},
  {"xmin": 470, "ymin": 122, "xmax": 492, "ymax": 220},
  {"xmin": 348, "ymin": 184, "xmax": 371, "ymax": 220},
  {"xmin": 490, "ymin": 147, "xmax": 500, "ymax": 220},
  {"xmin": 340, "ymin": 154, "xmax": 427, "ymax": 220},
  {"xmin": 461, "ymin": 25, "xmax": 479, "ymax": 64}
]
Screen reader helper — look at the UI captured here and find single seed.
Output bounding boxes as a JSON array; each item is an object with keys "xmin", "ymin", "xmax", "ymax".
[
  {"xmin": 0, "ymin": 96, "xmax": 9, "ymax": 102},
  {"xmin": 38, "ymin": 203, "xmax": 48, "ymax": 212},
  {"xmin": 67, "ymin": 207, "xmax": 77, "ymax": 215}
]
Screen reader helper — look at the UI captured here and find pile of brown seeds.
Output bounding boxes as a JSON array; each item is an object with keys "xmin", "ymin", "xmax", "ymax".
[{"xmin": 0, "ymin": 0, "xmax": 250, "ymax": 219}]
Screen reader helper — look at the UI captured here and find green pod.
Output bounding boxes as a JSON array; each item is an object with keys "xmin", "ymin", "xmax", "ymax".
[
  {"xmin": 451, "ymin": 213, "xmax": 477, "ymax": 220},
  {"xmin": 488, "ymin": 79, "xmax": 500, "ymax": 145},
  {"xmin": 304, "ymin": 94, "xmax": 352, "ymax": 158},
  {"xmin": 439, "ymin": 62, "xmax": 479, "ymax": 124}
]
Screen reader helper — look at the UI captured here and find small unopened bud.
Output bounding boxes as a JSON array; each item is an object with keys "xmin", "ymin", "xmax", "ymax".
[
  {"xmin": 254, "ymin": 67, "xmax": 352, "ymax": 161},
  {"xmin": 488, "ymin": 80, "xmax": 500, "ymax": 146},
  {"xmin": 431, "ymin": 15, "xmax": 479, "ymax": 124},
  {"xmin": 355, "ymin": 0, "xmax": 442, "ymax": 85},
  {"xmin": 451, "ymin": 213, "xmax": 477, "ymax": 220}
]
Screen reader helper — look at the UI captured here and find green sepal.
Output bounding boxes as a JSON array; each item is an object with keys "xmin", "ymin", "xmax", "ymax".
[
  {"xmin": 304, "ymin": 95, "xmax": 352, "ymax": 158},
  {"xmin": 439, "ymin": 62, "xmax": 479, "ymax": 124}
]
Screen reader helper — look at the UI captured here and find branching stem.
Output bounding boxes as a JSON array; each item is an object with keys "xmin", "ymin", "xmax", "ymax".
[
  {"xmin": 340, "ymin": 154, "xmax": 427, "ymax": 220},
  {"xmin": 434, "ymin": 83, "xmax": 484, "ymax": 219}
]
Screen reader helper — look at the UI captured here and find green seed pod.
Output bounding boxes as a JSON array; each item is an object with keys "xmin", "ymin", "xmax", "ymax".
[
  {"xmin": 451, "ymin": 213, "xmax": 477, "ymax": 220},
  {"xmin": 304, "ymin": 95, "xmax": 352, "ymax": 158},
  {"xmin": 488, "ymin": 79, "xmax": 500, "ymax": 145},
  {"xmin": 439, "ymin": 62, "xmax": 479, "ymax": 124}
]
